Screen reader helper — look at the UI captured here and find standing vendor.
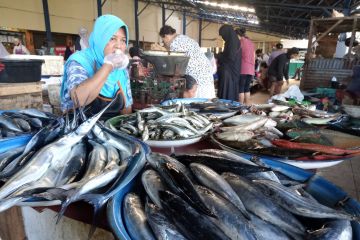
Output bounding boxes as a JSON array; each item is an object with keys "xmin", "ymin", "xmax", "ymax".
[
  {"xmin": 155, "ymin": 25, "xmax": 215, "ymax": 99},
  {"xmin": 60, "ymin": 15, "xmax": 133, "ymax": 117}
]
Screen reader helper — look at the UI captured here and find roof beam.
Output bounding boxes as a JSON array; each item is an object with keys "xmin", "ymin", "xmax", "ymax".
[
  {"xmin": 250, "ymin": 1, "xmax": 344, "ymax": 11},
  {"xmin": 257, "ymin": 14, "xmax": 310, "ymax": 22}
]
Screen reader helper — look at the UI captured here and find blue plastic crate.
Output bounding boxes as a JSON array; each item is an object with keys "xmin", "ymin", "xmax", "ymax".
[{"xmin": 107, "ymin": 155, "xmax": 360, "ymax": 240}]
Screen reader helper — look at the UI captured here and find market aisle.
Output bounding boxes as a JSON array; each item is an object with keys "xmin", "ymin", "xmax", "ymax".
[
  {"xmin": 317, "ymin": 157, "xmax": 360, "ymax": 202},
  {"xmin": 251, "ymin": 78, "xmax": 300, "ymax": 105}
]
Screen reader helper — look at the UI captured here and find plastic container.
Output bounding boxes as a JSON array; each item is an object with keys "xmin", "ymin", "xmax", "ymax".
[
  {"xmin": 0, "ymin": 134, "xmax": 32, "ymax": 154},
  {"xmin": 0, "ymin": 59, "xmax": 44, "ymax": 83},
  {"xmin": 107, "ymin": 156, "xmax": 360, "ymax": 240}
]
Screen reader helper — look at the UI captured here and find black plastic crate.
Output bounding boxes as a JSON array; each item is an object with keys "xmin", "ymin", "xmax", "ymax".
[{"xmin": 0, "ymin": 59, "xmax": 44, "ymax": 83}]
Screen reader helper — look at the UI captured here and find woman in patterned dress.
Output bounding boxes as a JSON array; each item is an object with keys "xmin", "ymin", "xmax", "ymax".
[{"xmin": 158, "ymin": 25, "xmax": 216, "ymax": 98}]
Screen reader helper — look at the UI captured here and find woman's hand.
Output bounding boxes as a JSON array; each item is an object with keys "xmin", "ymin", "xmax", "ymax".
[
  {"xmin": 151, "ymin": 43, "xmax": 167, "ymax": 51},
  {"xmin": 104, "ymin": 51, "xmax": 129, "ymax": 70}
]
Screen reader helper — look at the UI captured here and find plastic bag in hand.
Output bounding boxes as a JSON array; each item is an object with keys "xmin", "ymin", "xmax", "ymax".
[{"xmin": 104, "ymin": 51, "xmax": 129, "ymax": 70}]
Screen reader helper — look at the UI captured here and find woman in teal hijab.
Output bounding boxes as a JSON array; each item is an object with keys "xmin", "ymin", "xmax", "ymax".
[{"xmin": 60, "ymin": 15, "xmax": 132, "ymax": 117}]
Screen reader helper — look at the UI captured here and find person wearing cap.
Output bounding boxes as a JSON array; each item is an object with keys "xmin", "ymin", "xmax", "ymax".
[
  {"xmin": 235, "ymin": 27, "xmax": 255, "ymax": 105},
  {"xmin": 60, "ymin": 15, "xmax": 132, "ymax": 118},
  {"xmin": 268, "ymin": 43, "xmax": 284, "ymax": 65},
  {"xmin": 267, "ymin": 47, "xmax": 299, "ymax": 96}
]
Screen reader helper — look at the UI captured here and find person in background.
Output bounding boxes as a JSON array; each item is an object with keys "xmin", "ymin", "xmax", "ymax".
[
  {"xmin": 128, "ymin": 46, "xmax": 149, "ymax": 78},
  {"xmin": 158, "ymin": 25, "xmax": 215, "ymax": 98},
  {"xmin": 183, "ymin": 74, "xmax": 198, "ymax": 98},
  {"xmin": 0, "ymin": 42, "xmax": 9, "ymax": 58},
  {"xmin": 75, "ymin": 27, "xmax": 89, "ymax": 51},
  {"xmin": 217, "ymin": 25, "xmax": 241, "ymax": 101},
  {"xmin": 205, "ymin": 49, "xmax": 217, "ymax": 75},
  {"xmin": 60, "ymin": 15, "xmax": 132, "ymax": 117},
  {"xmin": 235, "ymin": 27, "xmax": 255, "ymax": 105},
  {"xmin": 255, "ymin": 49, "xmax": 269, "ymax": 68},
  {"xmin": 13, "ymin": 37, "xmax": 30, "ymax": 55},
  {"xmin": 259, "ymin": 62, "xmax": 269, "ymax": 90},
  {"xmin": 268, "ymin": 43, "xmax": 284, "ymax": 65},
  {"xmin": 129, "ymin": 46, "xmax": 141, "ymax": 60},
  {"xmin": 267, "ymin": 47, "xmax": 299, "ymax": 96},
  {"xmin": 64, "ymin": 41, "xmax": 74, "ymax": 61}
]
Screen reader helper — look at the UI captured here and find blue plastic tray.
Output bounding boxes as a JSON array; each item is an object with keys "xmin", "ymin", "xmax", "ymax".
[
  {"xmin": 0, "ymin": 134, "xmax": 32, "ymax": 154},
  {"xmin": 107, "ymin": 155, "xmax": 360, "ymax": 240},
  {"xmin": 0, "ymin": 110, "xmax": 33, "ymax": 153}
]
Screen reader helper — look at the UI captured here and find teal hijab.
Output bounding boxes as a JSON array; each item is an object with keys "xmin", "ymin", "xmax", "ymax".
[{"xmin": 60, "ymin": 15, "xmax": 130, "ymax": 106}]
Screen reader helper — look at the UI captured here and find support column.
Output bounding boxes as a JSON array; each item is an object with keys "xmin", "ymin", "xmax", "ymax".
[
  {"xmin": 182, "ymin": 12, "xmax": 186, "ymax": 35},
  {"xmin": 97, "ymin": 0, "xmax": 102, "ymax": 17},
  {"xmin": 134, "ymin": 0, "xmax": 139, "ymax": 46},
  {"xmin": 198, "ymin": 18, "xmax": 202, "ymax": 47},
  {"xmin": 162, "ymin": 4, "xmax": 166, "ymax": 27},
  {"xmin": 42, "ymin": 0, "xmax": 53, "ymax": 45}
]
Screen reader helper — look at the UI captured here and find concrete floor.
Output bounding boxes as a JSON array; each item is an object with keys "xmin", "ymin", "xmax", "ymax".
[{"xmin": 251, "ymin": 79, "xmax": 360, "ymax": 202}]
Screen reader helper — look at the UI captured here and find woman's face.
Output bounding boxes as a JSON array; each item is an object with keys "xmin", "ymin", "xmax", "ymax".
[
  {"xmin": 161, "ymin": 34, "xmax": 174, "ymax": 48},
  {"xmin": 104, "ymin": 28, "xmax": 127, "ymax": 56}
]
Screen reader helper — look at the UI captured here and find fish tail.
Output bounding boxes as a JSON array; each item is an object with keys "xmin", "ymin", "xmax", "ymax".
[{"xmin": 56, "ymin": 190, "xmax": 77, "ymax": 224}]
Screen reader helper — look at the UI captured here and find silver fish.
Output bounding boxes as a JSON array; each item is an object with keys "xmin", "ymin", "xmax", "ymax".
[
  {"xmin": 92, "ymin": 124, "xmax": 133, "ymax": 160},
  {"xmin": 195, "ymin": 185, "xmax": 257, "ymax": 240},
  {"xmin": 0, "ymin": 116, "xmax": 23, "ymax": 132},
  {"xmin": 254, "ymin": 179, "xmax": 359, "ymax": 221},
  {"xmin": 198, "ymin": 149, "xmax": 257, "ymax": 166},
  {"xmin": 138, "ymin": 106, "xmax": 171, "ymax": 116},
  {"xmin": 124, "ymin": 193, "xmax": 156, "ymax": 240},
  {"xmin": 0, "ymin": 146, "xmax": 25, "ymax": 172},
  {"xmin": 142, "ymin": 125, "xmax": 149, "ymax": 141},
  {"xmin": 190, "ymin": 163, "xmax": 250, "ymax": 219},
  {"xmin": 249, "ymin": 213, "xmax": 291, "ymax": 240},
  {"xmin": 216, "ymin": 130, "xmax": 254, "ymax": 142},
  {"xmin": 222, "ymin": 172, "xmax": 305, "ymax": 237},
  {"xmin": 19, "ymin": 109, "xmax": 49, "ymax": 119},
  {"xmin": 145, "ymin": 202, "xmax": 187, "ymax": 240},
  {"xmin": 0, "ymin": 101, "xmax": 112, "ymax": 200},
  {"xmin": 223, "ymin": 114, "xmax": 265, "ymax": 126},
  {"xmin": 142, "ymin": 169, "xmax": 167, "ymax": 208},
  {"xmin": 12, "ymin": 118, "xmax": 31, "ymax": 132}
]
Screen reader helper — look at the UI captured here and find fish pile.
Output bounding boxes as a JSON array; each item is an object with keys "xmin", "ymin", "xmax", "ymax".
[
  {"xmin": 108, "ymin": 106, "xmax": 213, "ymax": 141},
  {"xmin": 0, "ymin": 102, "xmax": 146, "ymax": 236},
  {"xmin": 122, "ymin": 150, "xmax": 356, "ymax": 240},
  {"xmin": 214, "ymin": 113, "xmax": 360, "ymax": 160},
  {"xmin": 248, "ymin": 102, "xmax": 340, "ymax": 125},
  {"xmin": 0, "ymin": 109, "xmax": 55, "ymax": 139},
  {"xmin": 216, "ymin": 114, "xmax": 280, "ymax": 142}
]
